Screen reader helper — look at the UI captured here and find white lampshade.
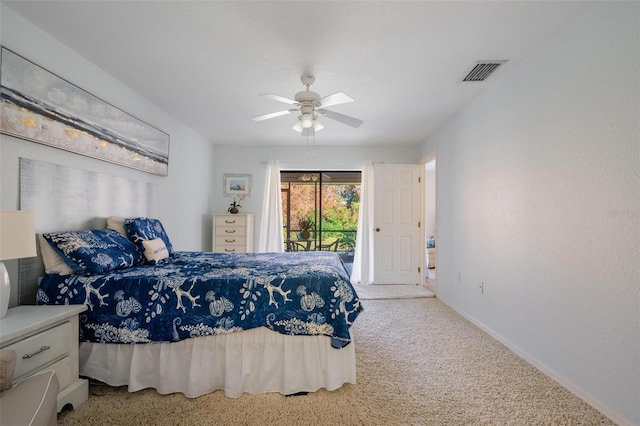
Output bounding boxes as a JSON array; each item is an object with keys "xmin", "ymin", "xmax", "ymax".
[
  {"xmin": 0, "ymin": 210, "xmax": 37, "ymax": 261},
  {"xmin": 300, "ymin": 113, "xmax": 314, "ymax": 129},
  {"xmin": 0, "ymin": 210, "xmax": 36, "ymax": 318},
  {"xmin": 293, "ymin": 114, "xmax": 323, "ymax": 134},
  {"xmin": 292, "ymin": 119, "xmax": 303, "ymax": 133}
]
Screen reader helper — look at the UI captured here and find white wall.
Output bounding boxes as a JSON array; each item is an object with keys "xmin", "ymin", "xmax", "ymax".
[
  {"xmin": 424, "ymin": 160, "xmax": 436, "ymax": 239},
  {"xmin": 1, "ymin": 6, "xmax": 216, "ymax": 306},
  {"xmin": 420, "ymin": 3, "xmax": 639, "ymax": 424},
  {"xmin": 213, "ymin": 144, "xmax": 419, "ymax": 249}
]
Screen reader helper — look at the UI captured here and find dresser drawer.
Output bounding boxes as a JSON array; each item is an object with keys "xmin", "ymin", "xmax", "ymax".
[
  {"xmin": 215, "ymin": 215, "xmax": 246, "ymax": 227},
  {"xmin": 7, "ymin": 321, "xmax": 72, "ymax": 378},
  {"xmin": 218, "ymin": 246, "xmax": 247, "ymax": 253},
  {"xmin": 215, "ymin": 236, "xmax": 247, "ymax": 247},
  {"xmin": 215, "ymin": 226, "xmax": 247, "ymax": 237}
]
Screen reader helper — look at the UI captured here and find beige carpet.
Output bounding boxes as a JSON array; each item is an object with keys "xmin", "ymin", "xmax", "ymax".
[
  {"xmin": 354, "ymin": 283, "xmax": 435, "ymax": 299},
  {"xmin": 57, "ymin": 299, "xmax": 612, "ymax": 425}
]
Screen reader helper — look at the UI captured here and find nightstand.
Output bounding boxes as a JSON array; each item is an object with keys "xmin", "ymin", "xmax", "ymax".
[{"xmin": 0, "ymin": 305, "xmax": 89, "ymax": 412}]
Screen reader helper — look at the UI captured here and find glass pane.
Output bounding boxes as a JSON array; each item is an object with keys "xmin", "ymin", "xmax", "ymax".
[
  {"xmin": 281, "ymin": 187, "xmax": 289, "ymax": 240},
  {"xmin": 321, "ymin": 183, "xmax": 359, "ymax": 251},
  {"xmin": 280, "ymin": 171, "xmax": 360, "ymax": 251},
  {"xmin": 289, "ymin": 181, "xmax": 317, "ymax": 241}
]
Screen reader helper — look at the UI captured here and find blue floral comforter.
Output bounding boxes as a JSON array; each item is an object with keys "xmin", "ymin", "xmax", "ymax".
[{"xmin": 37, "ymin": 251, "xmax": 362, "ymax": 348}]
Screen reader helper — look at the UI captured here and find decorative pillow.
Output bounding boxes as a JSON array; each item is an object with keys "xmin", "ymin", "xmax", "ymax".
[
  {"xmin": 38, "ymin": 234, "xmax": 75, "ymax": 276},
  {"xmin": 42, "ymin": 229, "xmax": 141, "ymax": 275},
  {"xmin": 124, "ymin": 218, "xmax": 174, "ymax": 259},
  {"xmin": 0, "ymin": 349, "xmax": 16, "ymax": 392},
  {"xmin": 142, "ymin": 238, "xmax": 169, "ymax": 264},
  {"xmin": 106, "ymin": 216, "xmax": 127, "ymax": 237}
]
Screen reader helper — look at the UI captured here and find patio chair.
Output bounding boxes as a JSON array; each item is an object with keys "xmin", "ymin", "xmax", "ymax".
[{"xmin": 318, "ymin": 239, "xmax": 339, "ymax": 251}]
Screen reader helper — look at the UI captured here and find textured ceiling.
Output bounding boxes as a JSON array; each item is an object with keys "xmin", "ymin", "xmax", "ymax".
[{"xmin": 3, "ymin": 1, "xmax": 591, "ymax": 146}]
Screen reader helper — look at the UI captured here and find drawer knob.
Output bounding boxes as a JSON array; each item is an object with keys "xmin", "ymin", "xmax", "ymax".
[
  {"xmin": 22, "ymin": 345, "xmax": 51, "ymax": 359},
  {"xmin": 225, "ymin": 239, "xmax": 236, "ymax": 243},
  {"xmin": 225, "ymin": 248, "xmax": 236, "ymax": 252},
  {"xmin": 225, "ymin": 229, "xmax": 236, "ymax": 233}
]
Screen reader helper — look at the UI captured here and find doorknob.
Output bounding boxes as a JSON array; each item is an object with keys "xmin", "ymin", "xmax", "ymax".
[{"xmin": 375, "ymin": 227, "xmax": 380, "ymax": 232}]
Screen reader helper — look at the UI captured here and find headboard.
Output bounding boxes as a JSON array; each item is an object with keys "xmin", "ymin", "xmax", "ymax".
[{"xmin": 18, "ymin": 158, "xmax": 159, "ymax": 304}]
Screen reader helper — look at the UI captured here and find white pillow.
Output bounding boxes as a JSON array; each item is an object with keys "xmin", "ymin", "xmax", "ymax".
[
  {"xmin": 106, "ymin": 216, "xmax": 127, "ymax": 236},
  {"xmin": 142, "ymin": 238, "xmax": 169, "ymax": 264},
  {"xmin": 37, "ymin": 234, "xmax": 75, "ymax": 275}
]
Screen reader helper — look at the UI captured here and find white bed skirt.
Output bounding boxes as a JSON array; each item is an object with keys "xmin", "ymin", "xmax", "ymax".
[{"xmin": 79, "ymin": 327, "xmax": 356, "ymax": 398}]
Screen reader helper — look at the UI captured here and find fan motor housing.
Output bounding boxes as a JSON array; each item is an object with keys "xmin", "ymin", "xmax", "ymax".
[{"xmin": 295, "ymin": 90, "xmax": 321, "ymax": 106}]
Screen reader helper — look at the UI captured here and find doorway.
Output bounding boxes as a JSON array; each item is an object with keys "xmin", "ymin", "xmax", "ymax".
[{"xmin": 422, "ymin": 155, "xmax": 436, "ymax": 293}]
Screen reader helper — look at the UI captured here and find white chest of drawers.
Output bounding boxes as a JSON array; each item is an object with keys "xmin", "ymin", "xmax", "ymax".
[
  {"xmin": 427, "ymin": 248, "xmax": 436, "ymax": 268},
  {"xmin": 0, "ymin": 305, "xmax": 89, "ymax": 412},
  {"xmin": 213, "ymin": 213, "xmax": 255, "ymax": 253}
]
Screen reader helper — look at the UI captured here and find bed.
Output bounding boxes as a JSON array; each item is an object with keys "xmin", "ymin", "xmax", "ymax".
[{"xmin": 34, "ymin": 218, "xmax": 362, "ymax": 398}]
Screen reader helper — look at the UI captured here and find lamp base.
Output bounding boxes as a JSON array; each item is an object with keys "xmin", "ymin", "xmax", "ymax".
[{"xmin": 0, "ymin": 262, "xmax": 10, "ymax": 318}]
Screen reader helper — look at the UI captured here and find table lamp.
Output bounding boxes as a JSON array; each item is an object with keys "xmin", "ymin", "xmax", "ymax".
[{"xmin": 0, "ymin": 210, "xmax": 37, "ymax": 318}]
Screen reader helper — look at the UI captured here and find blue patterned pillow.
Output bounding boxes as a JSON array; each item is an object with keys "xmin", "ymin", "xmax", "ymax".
[
  {"xmin": 124, "ymin": 218, "xmax": 174, "ymax": 261},
  {"xmin": 42, "ymin": 229, "xmax": 141, "ymax": 275}
]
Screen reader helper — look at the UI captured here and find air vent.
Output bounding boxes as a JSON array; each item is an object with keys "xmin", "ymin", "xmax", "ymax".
[{"xmin": 462, "ymin": 61, "xmax": 506, "ymax": 82}]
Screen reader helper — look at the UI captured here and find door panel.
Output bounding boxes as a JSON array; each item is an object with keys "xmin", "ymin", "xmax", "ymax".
[{"xmin": 373, "ymin": 164, "xmax": 421, "ymax": 284}]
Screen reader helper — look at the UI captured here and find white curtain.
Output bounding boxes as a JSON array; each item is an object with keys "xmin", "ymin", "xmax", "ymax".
[
  {"xmin": 350, "ymin": 160, "xmax": 374, "ymax": 285},
  {"xmin": 257, "ymin": 160, "xmax": 284, "ymax": 253}
]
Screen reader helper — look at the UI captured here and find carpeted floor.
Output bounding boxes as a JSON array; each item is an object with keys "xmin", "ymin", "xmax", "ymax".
[{"xmin": 57, "ymin": 298, "xmax": 613, "ymax": 425}]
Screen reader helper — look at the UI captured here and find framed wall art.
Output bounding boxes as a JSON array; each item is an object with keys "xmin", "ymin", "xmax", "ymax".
[
  {"xmin": 223, "ymin": 174, "xmax": 251, "ymax": 196},
  {"xmin": 0, "ymin": 47, "xmax": 170, "ymax": 176}
]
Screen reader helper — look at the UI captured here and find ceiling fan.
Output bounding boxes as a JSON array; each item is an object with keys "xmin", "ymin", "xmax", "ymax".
[{"xmin": 251, "ymin": 75, "xmax": 363, "ymax": 136}]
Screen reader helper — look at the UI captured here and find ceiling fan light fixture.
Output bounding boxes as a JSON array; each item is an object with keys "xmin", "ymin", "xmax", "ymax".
[
  {"xmin": 301, "ymin": 113, "xmax": 314, "ymax": 128},
  {"xmin": 255, "ymin": 75, "xmax": 363, "ymax": 135},
  {"xmin": 299, "ymin": 173, "xmax": 318, "ymax": 182}
]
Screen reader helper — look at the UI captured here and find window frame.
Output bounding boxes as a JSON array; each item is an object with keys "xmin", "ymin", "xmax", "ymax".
[{"xmin": 280, "ymin": 170, "xmax": 361, "ymax": 251}]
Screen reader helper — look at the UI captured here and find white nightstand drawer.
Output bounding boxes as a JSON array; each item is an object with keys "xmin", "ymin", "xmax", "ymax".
[
  {"xmin": 8, "ymin": 321, "xmax": 72, "ymax": 378},
  {"xmin": 46, "ymin": 355, "xmax": 72, "ymax": 390},
  {"xmin": 0, "ymin": 305, "xmax": 88, "ymax": 412},
  {"xmin": 215, "ymin": 215, "xmax": 247, "ymax": 227}
]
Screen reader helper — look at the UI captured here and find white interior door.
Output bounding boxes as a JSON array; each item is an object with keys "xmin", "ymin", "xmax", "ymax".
[{"xmin": 373, "ymin": 163, "xmax": 422, "ymax": 284}]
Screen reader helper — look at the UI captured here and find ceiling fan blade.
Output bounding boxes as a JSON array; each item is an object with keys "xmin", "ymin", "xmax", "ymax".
[
  {"xmin": 319, "ymin": 92, "xmax": 354, "ymax": 108},
  {"xmin": 261, "ymin": 93, "xmax": 297, "ymax": 105},
  {"xmin": 318, "ymin": 109, "xmax": 363, "ymax": 128},
  {"xmin": 251, "ymin": 110, "xmax": 293, "ymax": 122}
]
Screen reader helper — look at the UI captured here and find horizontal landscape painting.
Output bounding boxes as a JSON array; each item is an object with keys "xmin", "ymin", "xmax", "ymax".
[{"xmin": 0, "ymin": 47, "xmax": 169, "ymax": 176}]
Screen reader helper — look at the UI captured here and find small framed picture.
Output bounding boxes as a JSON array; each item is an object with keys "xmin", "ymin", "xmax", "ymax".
[{"xmin": 223, "ymin": 174, "xmax": 251, "ymax": 196}]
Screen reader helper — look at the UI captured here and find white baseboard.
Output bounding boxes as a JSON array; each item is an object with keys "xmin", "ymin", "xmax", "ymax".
[{"xmin": 435, "ymin": 294, "xmax": 633, "ymax": 426}]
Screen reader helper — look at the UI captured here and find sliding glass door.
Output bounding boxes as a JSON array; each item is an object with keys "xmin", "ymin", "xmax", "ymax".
[{"xmin": 281, "ymin": 171, "xmax": 361, "ymax": 253}]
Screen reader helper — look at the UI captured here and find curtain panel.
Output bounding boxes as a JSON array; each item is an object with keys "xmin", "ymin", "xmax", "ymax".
[
  {"xmin": 258, "ymin": 160, "xmax": 284, "ymax": 252},
  {"xmin": 350, "ymin": 160, "xmax": 374, "ymax": 285}
]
